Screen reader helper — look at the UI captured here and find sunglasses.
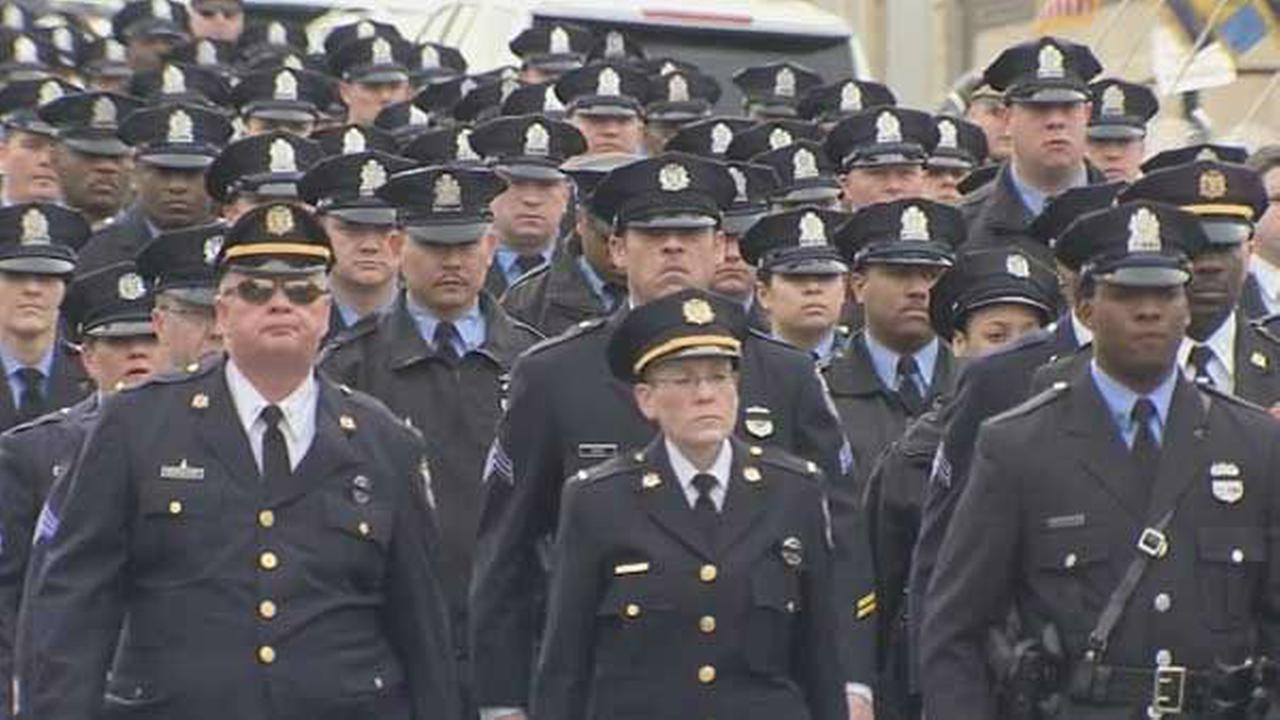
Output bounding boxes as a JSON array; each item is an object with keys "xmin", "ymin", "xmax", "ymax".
[{"xmin": 226, "ymin": 277, "xmax": 328, "ymax": 306}]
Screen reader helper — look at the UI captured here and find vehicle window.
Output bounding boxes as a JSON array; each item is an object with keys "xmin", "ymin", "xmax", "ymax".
[{"xmin": 420, "ymin": 5, "xmax": 460, "ymax": 42}]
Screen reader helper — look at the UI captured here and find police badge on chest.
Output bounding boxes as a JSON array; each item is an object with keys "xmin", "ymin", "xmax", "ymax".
[{"xmin": 1210, "ymin": 461, "xmax": 1243, "ymax": 504}]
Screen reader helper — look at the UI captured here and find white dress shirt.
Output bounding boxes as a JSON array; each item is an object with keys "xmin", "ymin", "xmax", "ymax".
[
  {"xmin": 1251, "ymin": 255, "xmax": 1280, "ymax": 316},
  {"xmin": 225, "ymin": 359, "xmax": 318, "ymax": 473},
  {"xmin": 1177, "ymin": 313, "xmax": 1236, "ymax": 392},
  {"xmin": 666, "ymin": 438, "xmax": 732, "ymax": 511}
]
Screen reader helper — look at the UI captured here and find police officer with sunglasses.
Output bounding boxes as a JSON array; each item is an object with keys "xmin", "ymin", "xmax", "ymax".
[{"xmin": 16, "ymin": 203, "xmax": 460, "ymax": 720}]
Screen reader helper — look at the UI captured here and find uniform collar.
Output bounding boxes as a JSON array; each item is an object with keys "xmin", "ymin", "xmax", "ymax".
[
  {"xmin": 1070, "ymin": 311, "xmax": 1093, "ymax": 346},
  {"xmin": 1009, "ymin": 160, "xmax": 1088, "ymax": 217},
  {"xmin": 224, "ymin": 357, "xmax": 318, "ymax": 444},
  {"xmin": 0, "ymin": 341, "xmax": 54, "ymax": 379},
  {"xmin": 1177, "ymin": 311, "xmax": 1237, "ymax": 389},
  {"xmin": 665, "ymin": 436, "xmax": 732, "ymax": 510},
  {"xmin": 1250, "ymin": 255, "xmax": 1280, "ymax": 307},
  {"xmin": 863, "ymin": 330, "xmax": 939, "ymax": 392},
  {"xmin": 404, "ymin": 292, "xmax": 486, "ymax": 353},
  {"xmin": 1089, "ymin": 358, "xmax": 1177, "ymax": 442},
  {"xmin": 495, "ymin": 244, "xmax": 554, "ymax": 281}
]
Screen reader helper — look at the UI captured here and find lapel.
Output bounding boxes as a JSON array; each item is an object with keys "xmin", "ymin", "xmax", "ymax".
[
  {"xmin": 47, "ymin": 341, "xmax": 91, "ymax": 408},
  {"xmin": 1233, "ymin": 316, "xmax": 1277, "ymax": 402},
  {"xmin": 1060, "ymin": 361, "xmax": 1147, "ymax": 520},
  {"xmin": 1144, "ymin": 376, "xmax": 1210, "ymax": 524},
  {"xmin": 479, "ymin": 292, "xmax": 539, "ymax": 366},
  {"xmin": 484, "ymin": 259, "xmax": 510, "ymax": 298},
  {"xmin": 823, "ymin": 332, "xmax": 890, "ymax": 398},
  {"xmin": 1050, "ymin": 316, "xmax": 1082, "ymax": 357},
  {"xmin": 194, "ymin": 359, "xmax": 260, "ymax": 485},
  {"xmin": 385, "ymin": 296, "xmax": 434, "ymax": 370},
  {"xmin": 927, "ymin": 343, "xmax": 956, "ymax": 402},
  {"xmin": 981, "ymin": 164, "xmax": 1035, "ymax": 233},
  {"xmin": 1240, "ymin": 273, "xmax": 1270, "ymax": 320},
  {"xmin": 547, "ymin": 248, "xmax": 607, "ymax": 317},
  {"xmin": 268, "ymin": 379, "xmax": 360, "ymax": 508},
  {"xmin": 637, "ymin": 438, "xmax": 714, "ymax": 559},
  {"xmin": 716, "ymin": 437, "xmax": 776, "ymax": 555}
]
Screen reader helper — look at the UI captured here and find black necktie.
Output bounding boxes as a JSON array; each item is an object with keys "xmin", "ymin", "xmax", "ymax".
[
  {"xmin": 896, "ymin": 355, "xmax": 924, "ymax": 416},
  {"xmin": 260, "ymin": 405, "xmax": 291, "ymax": 483},
  {"xmin": 515, "ymin": 254, "xmax": 545, "ymax": 276},
  {"xmin": 15, "ymin": 367, "xmax": 45, "ymax": 423},
  {"xmin": 434, "ymin": 321, "xmax": 460, "ymax": 364},
  {"xmin": 691, "ymin": 473, "xmax": 720, "ymax": 544},
  {"xmin": 1130, "ymin": 398, "xmax": 1160, "ymax": 492},
  {"xmin": 1188, "ymin": 344, "xmax": 1215, "ymax": 386},
  {"xmin": 603, "ymin": 282, "xmax": 626, "ymax": 311}
]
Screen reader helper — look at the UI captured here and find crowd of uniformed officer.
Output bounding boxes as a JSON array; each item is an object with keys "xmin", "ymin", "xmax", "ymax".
[{"xmin": 0, "ymin": 1, "xmax": 1278, "ymax": 719}]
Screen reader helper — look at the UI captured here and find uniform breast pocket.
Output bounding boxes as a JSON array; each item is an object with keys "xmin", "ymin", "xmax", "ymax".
[
  {"xmin": 594, "ymin": 571, "xmax": 673, "ymax": 672},
  {"xmin": 1197, "ymin": 526, "xmax": 1266, "ymax": 631},
  {"xmin": 324, "ymin": 494, "xmax": 393, "ymax": 586},
  {"xmin": 1032, "ymin": 529, "xmax": 1111, "ymax": 624},
  {"xmin": 134, "ymin": 482, "xmax": 224, "ymax": 575},
  {"xmin": 745, "ymin": 561, "xmax": 801, "ymax": 677}
]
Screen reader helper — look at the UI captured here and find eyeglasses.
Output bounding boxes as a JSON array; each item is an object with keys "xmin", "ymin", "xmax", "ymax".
[
  {"xmin": 225, "ymin": 277, "xmax": 328, "ymax": 306},
  {"xmin": 646, "ymin": 371, "xmax": 736, "ymax": 391}
]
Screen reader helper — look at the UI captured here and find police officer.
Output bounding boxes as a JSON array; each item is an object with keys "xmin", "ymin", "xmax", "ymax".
[
  {"xmin": 753, "ymin": 140, "xmax": 843, "ymax": 211},
  {"xmin": 231, "ymin": 66, "xmax": 333, "ymax": 137},
  {"xmin": 330, "ymin": 35, "xmax": 415, "ymax": 126},
  {"xmin": 82, "ymin": 37, "xmax": 133, "ymax": 93},
  {"xmin": 717, "ymin": 162, "xmax": 783, "ymax": 332},
  {"xmin": 470, "ymin": 152, "xmax": 858, "ymax": 720},
  {"xmin": 37, "ymin": 91, "xmax": 143, "ymax": 229},
  {"xmin": 470, "ymin": 114, "xmax": 585, "ymax": 296},
  {"xmin": 532, "ymin": 287, "xmax": 844, "ymax": 720},
  {"xmin": 920, "ymin": 201, "xmax": 1280, "ymax": 720},
  {"xmin": 0, "ymin": 203, "xmax": 92, "ymax": 431},
  {"xmin": 189, "ymin": 0, "xmax": 244, "ymax": 43},
  {"xmin": 205, "ymin": 131, "xmax": 323, "ymax": 223},
  {"xmin": 867, "ymin": 246, "xmax": 1057, "ymax": 720},
  {"xmin": 299, "ymin": 149, "xmax": 415, "ymax": 341},
  {"xmin": 962, "ymin": 82, "xmax": 1012, "ymax": 164},
  {"xmin": 732, "ymin": 61, "xmax": 823, "ymax": 120},
  {"xmin": 1120, "ymin": 160, "xmax": 1280, "ymax": 407},
  {"xmin": 323, "ymin": 165, "xmax": 542, "ymax": 715},
  {"xmin": 508, "ymin": 23, "xmax": 593, "ymax": 84},
  {"xmin": 740, "ymin": 207, "xmax": 851, "ymax": 365},
  {"xmin": 923, "ymin": 115, "xmax": 989, "ymax": 205},
  {"xmin": 0, "ymin": 260, "xmax": 160, "ymax": 719},
  {"xmin": 798, "ymin": 78, "xmax": 896, "ymax": 131},
  {"xmin": 111, "ymin": 0, "xmax": 189, "ymax": 73},
  {"xmin": 0, "ymin": 78, "xmax": 77, "ymax": 206},
  {"xmin": 824, "ymin": 107, "xmax": 939, "ymax": 211},
  {"xmin": 17, "ymin": 202, "xmax": 460, "ymax": 720},
  {"xmin": 501, "ymin": 151, "xmax": 633, "ymax": 336},
  {"xmin": 77, "ymin": 102, "xmax": 233, "ymax": 272},
  {"xmin": 555, "ymin": 61, "xmax": 649, "ymax": 156},
  {"xmin": 1086, "ymin": 79, "xmax": 1158, "ymax": 183},
  {"xmin": 643, "ymin": 66, "xmax": 719, "ymax": 155},
  {"xmin": 962, "ymin": 37, "xmax": 1106, "ymax": 262},
  {"xmin": 136, "ymin": 220, "xmax": 226, "ymax": 369}
]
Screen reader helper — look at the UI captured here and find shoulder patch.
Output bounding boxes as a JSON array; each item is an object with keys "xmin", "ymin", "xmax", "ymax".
[
  {"xmin": 6, "ymin": 408, "xmax": 70, "ymax": 434},
  {"xmin": 755, "ymin": 445, "xmax": 823, "ymax": 481},
  {"xmin": 1199, "ymin": 382, "xmax": 1271, "ymax": 415},
  {"xmin": 1247, "ymin": 319, "xmax": 1280, "ymax": 348},
  {"xmin": 123, "ymin": 355, "xmax": 219, "ymax": 391},
  {"xmin": 524, "ymin": 316, "xmax": 609, "ymax": 356},
  {"xmin": 987, "ymin": 381, "xmax": 1069, "ymax": 425}
]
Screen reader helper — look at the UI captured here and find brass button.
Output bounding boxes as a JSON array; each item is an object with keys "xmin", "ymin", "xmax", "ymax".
[
  {"xmin": 699, "ymin": 615, "xmax": 716, "ymax": 634},
  {"xmin": 258, "ymin": 645, "xmax": 276, "ymax": 664},
  {"xmin": 1153, "ymin": 593, "xmax": 1171, "ymax": 613},
  {"xmin": 624, "ymin": 603, "xmax": 641, "ymax": 618},
  {"xmin": 698, "ymin": 665, "xmax": 716, "ymax": 684},
  {"xmin": 358, "ymin": 521, "xmax": 371, "ymax": 537},
  {"xmin": 1063, "ymin": 553, "xmax": 1078, "ymax": 569},
  {"xmin": 168, "ymin": 500, "xmax": 183, "ymax": 515},
  {"xmin": 259, "ymin": 551, "xmax": 279, "ymax": 570},
  {"xmin": 259, "ymin": 600, "xmax": 277, "ymax": 619},
  {"xmin": 258, "ymin": 510, "xmax": 275, "ymax": 528},
  {"xmin": 699, "ymin": 564, "xmax": 718, "ymax": 583}
]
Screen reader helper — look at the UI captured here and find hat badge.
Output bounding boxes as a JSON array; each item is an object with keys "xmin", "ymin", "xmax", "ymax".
[
  {"xmin": 371, "ymin": 38, "xmax": 393, "ymax": 65},
  {"xmin": 711, "ymin": 122, "xmax": 733, "ymax": 155},
  {"xmin": 37, "ymin": 81, "xmax": 64, "ymax": 106},
  {"xmin": 658, "ymin": 162, "xmax": 691, "ymax": 192},
  {"xmin": 167, "ymin": 109, "xmax": 194, "ymax": 143},
  {"xmin": 660, "ymin": 61, "xmax": 678, "ymax": 75},
  {"xmin": 1006, "ymin": 253, "xmax": 1031, "ymax": 278},
  {"xmin": 432, "ymin": 173, "xmax": 462, "ymax": 211},
  {"xmin": 768, "ymin": 127, "xmax": 793, "ymax": 150},
  {"xmin": 875, "ymin": 111, "xmax": 902, "ymax": 144},
  {"xmin": 799, "ymin": 211, "xmax": 826, "ymax": 247},
  {"xmin": 899, "ymin": 206, "xmax": 931, "ymax": 241},
  {"xmin": 117, "ymin": 272, "xmax": 146, "ymax": 301},
  {"xmin": 499, "ymin": 78, "xmax": 519, "ymax": 102},
  {"xmin": 1101, "ymin": 84, "xmax": 1126, "ymax": 117},
  {"xmin": 456, "ymin": 128, "xmax": 480, "ymax": 161},
  {"xmin": 51, "ymin": 28, "xmax": 72, "ymax": 53},
  {"xmin": 195, "ymin": 40, "xmax": 217, "ymax": 65},
  {"xmin": 90, "ymin": 96, "xmax": 117, "ymax": 127},
  {"xmin": 1127, "ymin": 207, "xmax": 1162, "ymax": 252},
  {"xmin": 358, "ymin": 159, "xmax": 387, "ymax": 196},
  {"xmin": 104, "ymin": 40, "xmax": 126, "ymax": 63},
  {"xmin": 266, "ymin": 22, "xmax": 287, "ymax": 46},
  {"xmin": 268, "ymin": 138, "xmax": 297, "ymax": 173},
  {"xmin": 274, "ymin": 70, "xmax": 298, "ymax": 101},
  {"xmin": 1, "ymin": 5, "xmax": 18, "ymax": 28},
  {"xmin": 409, "ymin": 105, "xmax": 430, "ymax": 125},
  {"xmin": 356, "ymin": 20, "xmax": 375, "ymax": 39},
  {"xmin": 728, "ymin": 166, "xmax": 748, "ymax": 202},
  {"xmin": 203, "ymin": 234, "xmax": 223, "ymax": 265},
  {"xmin": 1197, "ymin": 147, "xmax": 1221, "ymax": 161},
  {"xmin": 265, "ymin": 205, "xmax": 296, "ymax": 236},
  {"xmin": 840, "ymin": 81, "xmax": 863, "ymax": 112},
  {"xmin": 420, "ymin": 45, "xmax": 440, "ymax": 69},
  {"xmin": 937, "ymin": 119, "xmax": 958, "ymax": 149},
  {"xmin": 668, "ymin": 74, "xmax": 690, "ymax": 103},
  {"xmin": 596, "ymin": 66, "xmax": 621, "ymax": 96},
  {"xmin": 1199, "ymin": 169, "xmax": 1228, "ymax": 200},
  {"xmin": 12, "ymin": 36, "xmax": 35, "ymax": 64},
  {"xmin": 543, "ymin": 87, "xmax": 565, "ymax": 112},
  {"xmin": 549, "ymin": 26, "xmax": 570, "ymax": 55},
  {"xmin": 161, "ymin": 64, "xmax": 186, "ymax": 94},
  {"xmin": 152, "ymin": 0, "xmax": 171, "ymax": 21},
  {"xmin": 793, "ymin": 147, "xmax": 819, "ymax": 180},
  {"xmin": 19, "ymin": 208, "xmax": 49, "ymax": 245},
  {"xmin": 605, "ymin": 31, "xmax": 625, "ymax": 58},
  {"xmin": 1037, "ymin": 43, "xmax": 1066, "ymax": 80},
  {"xmin": 283, "ymin": 54, "xmax": 303, "ymax": 70},
  {"xmin": 683, "ymin": 297, "xmax": 715, "ymax": 325},
  {"xmin": 342, "ymin": 127, "xmax": 366, "ymax": 153},
  {"xmin": 524, "ymin": 122, "xmax": 550, "ymax": 157},
  {"xmin": 774, "ymin": 67, "xmax": 796, "ymax": 99}
]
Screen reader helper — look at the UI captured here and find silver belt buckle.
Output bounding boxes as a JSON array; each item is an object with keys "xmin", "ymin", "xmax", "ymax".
[{"xmin": 1137, "ymin": 528, "xmax": 1169, "ymax": 558}]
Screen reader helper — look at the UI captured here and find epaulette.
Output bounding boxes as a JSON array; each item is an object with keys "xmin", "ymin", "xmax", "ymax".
[
  {"xmin": 569, "ymin": 450, "xmax": 639, "ymax": 484},
  {"xmin": 122, "ymin": 354, "xmax": 220, "ymax": 392},
  {"xmin": 746, "ymin": 327, "xmax": 805, "ymax": 354},
  {"xmin": 6, "ymin": 405, "xmax": 73, "ymax": 434},
  {"xmin": 330, "ymin": 313, "xmax": 381, "ymax": 346},
  {"xmin": 987, "ymin": 380, "xmax": 1069, "ymax": 424},
  {"xmin": 1199, "ymin": 381, "xmax": 1272, "ymax": 415},
  {"xmin": 1248, "ymin": 316, "xmax": 1280, "ymax": 347},
  {"xmin": 524, "ymin": 316, "xmax": 608, "ymax": 356},
  {"xmin": 752, "ymin": 443, "xmax": 824, "ymax": 481}
]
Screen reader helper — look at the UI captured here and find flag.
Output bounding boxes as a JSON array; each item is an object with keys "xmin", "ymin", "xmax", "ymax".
[
  {"xmin": 1035, "ymin": 0, "xmax": 1101, "ymax": 31},
  {"xmin": 1167, "ymin": 0, "xmax": 1278, "ymax": 56}
]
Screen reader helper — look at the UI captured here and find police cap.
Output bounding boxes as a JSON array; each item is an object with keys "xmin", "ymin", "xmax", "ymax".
[
  {"xmin": 0, "ymin": 202, "xmax": 89, "ymax": 275},
  {"xmin": 63, "ymin": 261, "xmax": 154, "ymax": 340},
  {"xmin": 377, "ymin": 165, "xmax": 503, "ymax": 244},
  {"xmin": 834, "ymin": 198, "xmax": 962, "ymax": 268},
  {"xmin": 136, "ymin": 220, "xmax": 225, "ymax": 305},
  {"xmin": 608, "ymin": 288, "xmax": 746, "ymax": 382},
  {"xmin": 589, "ymin": 152, "xmax": 736, "ymax": 230},
  {"xmin": 1068, "ymin": 201, "xmax": 1207, "ymax": 286},
  {"xmin": 929, "ymin": 247, "xmax": 1056, "ymax": 339},
  {"xmin": 298, "ymin": 150, "xmax": 415, "ymax": 226},
  {"xmin": 741, "ymin": 207, "xmax": 850, "ymax": 274},
  {"xmin": 983, "ymin": 36, "xmax": 1101, "ymax": 104},
  {"xmin": 216, "ymin": 202, "xmax": 331, "ymax": 274}
]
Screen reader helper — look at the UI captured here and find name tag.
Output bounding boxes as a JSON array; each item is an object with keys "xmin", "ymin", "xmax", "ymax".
[
  {"xmin": 614, "ymin": 562, "xmax": 650, "ymax": 576},
  {"xmin": 159, "ymin": 460, "xmax": 205, "ymax": 481},
  {"xmin": 577, "ymin": 443, "xmax": 618, "ymax": 460},
  {"xmin": 1045, "ymin": 513, "xmax": 1085, "ymax": 529}
]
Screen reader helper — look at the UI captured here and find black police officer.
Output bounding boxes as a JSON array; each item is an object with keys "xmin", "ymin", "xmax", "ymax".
[
  {"xmin": 17, "ymin": 203, "xmax": 460, "ymax": 720},
  {"xmin": 532, "ymin": 288, "xmax": 844, "ymax": 720}
]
